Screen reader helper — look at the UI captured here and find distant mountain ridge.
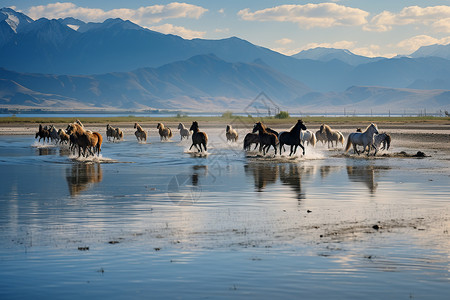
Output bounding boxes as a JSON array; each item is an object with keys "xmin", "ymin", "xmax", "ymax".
[
  {"xmin": 291, "ymin": 47, "xmax": 383, "ymax": 66},
  {"xmin": 0, "ymin": 7, "xmax": 449, "ymax": 112}
]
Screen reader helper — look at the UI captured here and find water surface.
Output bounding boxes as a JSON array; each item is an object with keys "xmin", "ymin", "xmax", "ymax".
[{"xmin": 0, "ymin": 130, "xmax": 448, "ymax": 299}]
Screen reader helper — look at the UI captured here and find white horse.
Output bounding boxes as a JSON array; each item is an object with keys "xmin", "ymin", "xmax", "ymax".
[
  {"xmin": 178, "ymin": 123, "xmax": 190, "ymax": 140},
  {"xmin": 300, "ymin": 130, "xmax": 317, "ymax": 147},
  {"xmin": 345, "ymin": 123, "xmax": 379, "ymax": 155}
]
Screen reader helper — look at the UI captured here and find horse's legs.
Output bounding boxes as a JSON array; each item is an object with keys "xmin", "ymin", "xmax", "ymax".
[
  {"xmin": 202, "ymin": 142, "xmax": 207, "ymax": 152},
  {"xmin": 299, "ymin": 143, "xmax": 305, "ymax": 155},
  {"xmin": 279, "ymin": 143, "xmax": 284, "ymax": 154},
  {"xmin": 289, "ymin": 145, "xmax": 294, "ymax": 156},
  {"xmin": 353, "ymin": 144, "xmax": 359, "ymax": 155}
]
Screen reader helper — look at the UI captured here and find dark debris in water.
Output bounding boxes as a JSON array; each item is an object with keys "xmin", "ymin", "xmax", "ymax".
[
  {"xmin": 78, "ymin": 246, "xmax": 89, "ymax": 251},
  {"xmin": 381, "ymin": 151, "xmax": 430, "ymax": 158}
]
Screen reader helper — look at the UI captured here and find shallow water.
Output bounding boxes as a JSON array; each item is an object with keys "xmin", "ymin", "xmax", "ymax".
[{"xmin": 0, "ymin": 129, "xmax": 449, "ymax": 299}]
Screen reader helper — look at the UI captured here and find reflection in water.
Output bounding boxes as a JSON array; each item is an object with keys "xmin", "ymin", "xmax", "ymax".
[
  {"xmin": 346, "ymin": 165, "xmax": 389, "ymax": 194},
  {"xmin": 244, "ymin": 163, "xmax": 278, "ymax": 192},
  {"xmin": 66, "ymin": 163, "xmax": 103, "ymax": 196},
  {"xmin": 279, "ymin": 164, "xmax": 316, "ymax": 201},
  {"xmin": 37, "ymin": 147, "xmax": 57, "ymax": 156}
]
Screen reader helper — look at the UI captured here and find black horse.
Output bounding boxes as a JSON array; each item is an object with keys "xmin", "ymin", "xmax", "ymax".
[
  {"xmin": 279, "ymin": 120, "xmax": 307, "ymax": 156},
  {"xmin": 189, "ymin": 121, "xmax": 208, "ymax": 152}
]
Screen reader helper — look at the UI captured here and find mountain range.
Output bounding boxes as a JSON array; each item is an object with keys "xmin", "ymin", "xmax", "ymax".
[{"xmin": 0, "ymin": 7, "xmax": 449, "ymax": 113}]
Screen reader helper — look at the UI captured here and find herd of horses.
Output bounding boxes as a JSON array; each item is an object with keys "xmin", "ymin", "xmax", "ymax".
[{"xmin": 35, "ymin": 119, "xmax": 391, "ymax": 158}]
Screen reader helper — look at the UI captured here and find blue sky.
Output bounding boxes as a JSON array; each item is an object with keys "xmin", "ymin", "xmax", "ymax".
[{"xmin": 4, "ymin": 0, "xmax": 450, "ymax": 57}]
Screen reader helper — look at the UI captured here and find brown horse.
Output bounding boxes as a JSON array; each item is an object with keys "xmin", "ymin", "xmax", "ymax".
[
  {"xmin": 319, "ymin": 124, "xmax": 345, "ymax": 148},
  {"xmin": 279, "ymin": 120, "xmax": 307, "ymax": 156},
  {"xmin": 252, "ymin": 122, "xmax": 278, "ymax": 155},
  {"xmin": 66, "ymin": 123, "xmax": 100, "ymax": 157},
  {"xmin": 134, "ymin": 123, "xmax": 147, "ymax": 142},
  {"xmin": 189, "ymin": 121, "xmax": 208, "ymax": 152},
  {"xmin": 157, "ymin": 123, "xmax": 173, "ymax": 141},
  {"xmin": 35, "ymin": 124, "xmax": 50, "ymax": 143},
  {"xmin": 58, "ymin": 129, "xmax": 70, "ymax": 145}
]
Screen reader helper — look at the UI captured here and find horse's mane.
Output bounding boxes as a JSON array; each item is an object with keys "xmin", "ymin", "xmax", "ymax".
[
  {"xmin": 322, "ymin": 124, "xmax": 331, "ymax": 132},
  {"xmin": 135, "ymin": 123, "xmax": 143, "ymax": 131},
  {"xmin": 363, "ymin": 123, "xmax": 376, "ymax": 133}
]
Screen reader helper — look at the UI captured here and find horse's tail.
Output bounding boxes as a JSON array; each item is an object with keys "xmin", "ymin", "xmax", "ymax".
[
  {"xmin": 93, "ymin": 132, "xmax": 102, "ymax": 154},
  {"xmin": 344, "ymin": 135, "xmax": 352, "ymax": 152},
  {"xmin": 310, "ymin": 132, "xmax": 317, "ymax": 147},
  {"xmin": 385, "ymin": 134, "xmax": 391, "ymax": 150},
  {"xmin": 168, "ymin": 128, "xmax": 173, "ymax": 138},
  {"xmin": 339, "ymin": 132, "xmax": 345, "ymax": 145}
]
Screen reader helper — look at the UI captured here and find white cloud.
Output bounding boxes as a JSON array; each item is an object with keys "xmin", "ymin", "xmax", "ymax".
[
  {"xmin": 238, "ymin": 3, "xmax": 369, "ymax": 28},
  {"xmin": 150, "ymin": 23, "xmax": 205, "ymax": 39},
  {"xmin": 276, "ymin": 38, "xmax": 293, "ymax": 45},
  {"xmin": 218, "ymin": 8, "xmax": 225, "ymax": 14},
  {"xmin": 26, "ymin": 2, "xmax": 208, "ymax": 26},
  {"xmin": 365, "ymin": 5, "xmax": 450, "ymax": 32},
  {"xmin": 214, "ymin": 28, "xmax": 230, "ymax": 34},
  {"xmin": 396, "ymin": 35, "xmax": 450, "ymax": 53}
]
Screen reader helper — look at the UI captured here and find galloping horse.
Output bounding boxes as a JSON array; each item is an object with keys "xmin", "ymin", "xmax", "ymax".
[
  {"xmin": 157, "ymin": 123, "xmax": 173, "ymax": 141},
  {"xmin": 252, "ymin": 122, "xmax": 278, "ymax": 155},
  {"xmin": 35, "ymin": 124, "xmax": 50, "ymax": 143},
  {"xmin": 58, "ymin": 129, "xmax": 70, "ymax": 145},
  {"xmin": 279, "ymin": 120, "xmax": 307, "ymax": 156},
  {"xmin": 134, "ymin": 123, "xmax": 147, "ymax": 142},
  {"xmin": 300, "ymin": 130, "xmax": 317, "ymax": 147},
  {"xmin": 372, "ymin": 133, "xmax": 391, "ymax": 153},
  {"xmin": 319, "ymin": 124, "xmax": 345, "ymax": 148},
  {"xmin": 226, "ymin": 125, "xmax": 238, "ymax": 142},
  {"xmin": 178, "ymin": 123, "xmax": 190, "ymax": 140},
  {"xmin": 243, "ymin": 133, "xmax": 259, "ymax": 151},
  {"xmin": 189, "ymin": 121, "xmax": 208, "ymax": 152},
  {"xmin": 345, "ymin": 123, "xmax": 379, "ymax": 155},
  {"xmin": 66, "ymin": 123, "xmax": 101, "ymax": 157}
]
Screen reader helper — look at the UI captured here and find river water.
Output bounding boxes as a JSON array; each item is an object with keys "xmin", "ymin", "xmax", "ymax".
[{"xmin": 0, "ymin": 127, "xmax": 448, "ymax": 299}]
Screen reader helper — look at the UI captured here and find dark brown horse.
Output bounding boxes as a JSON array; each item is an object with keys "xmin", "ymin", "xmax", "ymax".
[
  {"xmin": 189, "ymin": 121, "xmax": 208, "ymax": 152},
  {"xmin": 243, "ymin": 132, "xmax": 259, "ymax": 151},
  {"xmin": 252, "ymin": 122, "xmax": 279, "ymax": 155},
  {"xmin": 279, "ymin": 120, "xmax": 307, "ymax": 156},
  {"xmin": 35, "ymin": 124, "xmax": 50, "ymax": 143}
]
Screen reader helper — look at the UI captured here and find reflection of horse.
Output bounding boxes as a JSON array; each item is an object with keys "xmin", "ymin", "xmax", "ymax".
[
  {"xmin": 66, "ymin": 163, "xmax": 103, "ymax": 196},
  {"xmin": 252, "ymin": 122, "xmax": 279, "ymax": 155},
  {"xmin": 226, "ymin": 125, "xmax": 238, "ymax": 142},
  {"xmin": 189, "ymin": 121, "xmax": 208, "ymax": 152},
  {"xmin": 243, "ymin": 133, "xmax": 259, "ymax": 151},
  {"xmin": 345, "ymin": 123, "xmax": 379, "ymax": 155},
  {"xmin": 346, "ymin": 165, "xmax": 378, "ymax": 194},
  {"xmin": 244, "ymin": 163, "xmax": 278, "ymax": 192},
  {"xmin": 279, "ymin": 120, "xmax": 307, "ymax": 156},
  {"xmin": 178, "ymin": 123, "xmax": 190, "ymax": 140},
  {"xmin": 157, "ymin": 123, "xmax": 173, "ymax": 141},
  {"xmin": 279, "ymin": 164, "xmax": 306, "ymax": 200},
  {"xmin": 300, "ymin": 130, "xmax": 316, "ymax": 147},
  {"xmin": 134, "ymin": 123, "xmax": 147, "ymax": 142},
  {"xmin": 319, "ymin": 124, "xmax": 345, "ymax": 148}
]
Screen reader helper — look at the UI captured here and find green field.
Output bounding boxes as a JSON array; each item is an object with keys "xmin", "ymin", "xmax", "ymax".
[{"xmin": 0, "ymin": 115, "xmax": 448, "ymax": 126}]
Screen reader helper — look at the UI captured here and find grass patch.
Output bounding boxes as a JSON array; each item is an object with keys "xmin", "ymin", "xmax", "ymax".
[{"xmin": 0, "ymin": 115, "xmax": 448, "ymax": 125}]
